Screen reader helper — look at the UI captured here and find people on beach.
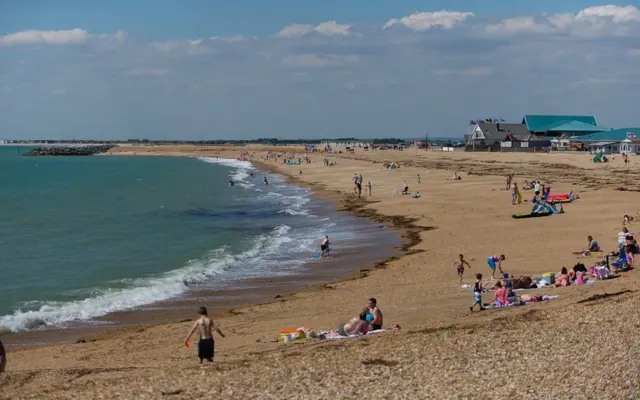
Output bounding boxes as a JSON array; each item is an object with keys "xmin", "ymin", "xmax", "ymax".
[
  {"xmin": 321, "ymin": 235, "xmax": 331, "ymax": 257},
  {"xmin": 512, "ymin": 182, "xmax": 522, "ymax": 205},
  {"xmin": 401, "ymin": 181, "xmax": 409, "ymax": 195},
  {"xmin": 367, "ymin": 181, "xmax": 372, "ymax": 196},
  {"xmin": 0, "ymin": 338, "xmax": 6, "ymax": 374},
  {"xmin": 454, "ymin": 254, "xmax": 472, "ymax": 283},
  {"xmin": 367, "ymin": 298, "xmax": 383, "ymax": 330},
  {"xmin": 417, "ymin": 173, "xmax": 421, "ymax": 184},
  {"xmin": 534, "ymin": 181, "xmax": 541, "ymax": 197},
  {"xmin": 264, "ymin": 177, "xmax": 269, "ymax": 185},
  {"xmin": 583, "ymin": 235, "xmax": 601, "ymax": 255},
  {"xmin": 470, "ymin": 273, "xmax": 485, "ymax": 311},
  {"xmin": 506, "ymin": 175, "xmax": 512, "ymax": 190},
  {"xmin": 338, "ymin": 312, "xmax": 370, "ymax": 336},
  {"xmin": 623, "ymin": 215, "xmax": 634, "ymax": 226},
  {"xmin": 487, "ymin": 255, "xmax": 505, "ymax": 279},
  {"xmin": 447, "ymin": 172, "xmax": 461, "ymax": 180},
  {"xmin": 184, "ymin": 306, "xmax": 225, "ymax": 364},
  {"xmin": 493, "ymin": 281, "xmax": 508, "ymax": 306}
]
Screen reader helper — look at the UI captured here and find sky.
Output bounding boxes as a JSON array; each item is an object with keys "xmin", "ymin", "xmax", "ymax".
[{"xmin": 1, "ymin": 1, "xmax": 640, "ymax": 140}]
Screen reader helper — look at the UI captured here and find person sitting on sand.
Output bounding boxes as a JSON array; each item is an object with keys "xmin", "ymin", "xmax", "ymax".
[
  {"xmin": 523, "ymin": 180, "xmax": 534, "ymax": 190},
  {"xmin": 184, "ymin": 306, "xmax": 225, "ymax": 364},
  {"xmin": 583, "ymin": 235, "xmax": 601, "ymax": 255},
  {"xmin": 454, "ymin": 254, "xmax": 472, "ymax": 283},
  {"xmin": 411, "ymin": 191, "xmax": 421, "ymax": 198},
  {"xmin": 487, "ymin": 254, "xmax": 505, "ymax": 279},
  {"xmin": 367, "ymin": 298, "xmax": 383, "ymax": 330},
  {"xmin": 555, "ymin": 267, "xmax": 571, "ymax": 287},
  {"xmin": 447, "ymin": 172, "xmax": 461, "ymax": 180},
  {"xmin": 493, "ymin": 281, "xmax": 508, "ymax": 306},
  {"xmin": 338, "ymin": 312, "xmax": 370, "ymax": 337},
  {"xmin": 617, "ymin": 227, "xmax": 632, "ymax": 248},
  {"xmin": 623, "ymin": 215, "xmax": 634, "ymax": 226}
]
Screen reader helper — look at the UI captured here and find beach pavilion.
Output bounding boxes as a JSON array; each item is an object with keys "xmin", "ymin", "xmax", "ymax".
[
  {"xmin": 522, "ymin": 115, "xmax": 607, "ymax": 138},
  {"xmin": 570, "ymin": 128, "xmax": 640, "ymax": 155}
]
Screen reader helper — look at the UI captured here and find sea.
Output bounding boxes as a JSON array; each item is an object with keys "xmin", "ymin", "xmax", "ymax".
[{"xmin": 0, "ymin": 146, "xmax": 399, "ymax": 338}]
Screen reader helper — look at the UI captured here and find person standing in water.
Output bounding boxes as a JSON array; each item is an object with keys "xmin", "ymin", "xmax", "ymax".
[
  {"xmin": 184, "ymin": 306, "xmax": 225, "ymax": 364},
  {"xmin": 321, "ymin": 235, "xmax": 331, "ymax": 257},
  {"xmin": 264, "ymin": 176, "xmax": 269, "ymax": 185}
]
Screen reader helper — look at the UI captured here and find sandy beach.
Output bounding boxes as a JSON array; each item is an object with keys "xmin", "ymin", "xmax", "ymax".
[{"xmin": 2, "ymin": 145, "xmax": 640, "ymax": 399}]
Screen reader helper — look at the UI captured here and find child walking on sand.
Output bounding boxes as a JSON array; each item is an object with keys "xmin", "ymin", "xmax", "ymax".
[
  {"xmin": 470, "ymin": 273, "xmax": 485, "ymax": 311},
  {"xmin": 417, "ymin": 174, "xmax": 421, "ymax": 184},
  {"xmin": 487, "ymin": 255, "xmax": 505, "ymax": 279},
  {"xmin": 367, "ymin": 182, "xmax": 372, "ymax": 196},
  {"xmin": 185, "ymin": 306, "xmax": 225, "ymax": 364},
  {"xmin": 454, "ymin": 254, "xmax": 472, "ymax": 283}
]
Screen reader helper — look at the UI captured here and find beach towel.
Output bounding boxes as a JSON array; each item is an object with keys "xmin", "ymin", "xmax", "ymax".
[
  {"xmin": 322, "ymin": 329, "xmax": 386, "ymax": 340},
  {"xmin": 484, "ymin": 295, "xmax": 560, "ymax": 309}
]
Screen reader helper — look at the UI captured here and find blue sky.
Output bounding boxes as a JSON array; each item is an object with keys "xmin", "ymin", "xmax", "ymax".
[{"xmin": 1, "ymin": 1, "xmax": 640, "ymax": 139}]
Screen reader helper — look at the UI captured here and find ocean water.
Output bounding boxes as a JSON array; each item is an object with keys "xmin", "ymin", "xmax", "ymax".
[{"xmin": 0, "ymin": 147, "xmax": 397, "ymax": 333}]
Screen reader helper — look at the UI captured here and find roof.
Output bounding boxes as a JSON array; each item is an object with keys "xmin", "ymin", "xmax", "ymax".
[
  {"xmin": 571, "ymin": 127, "xmax": 640, "ymax": 142},
  {"xmin": 522, "ymin": 115, "xmax": 598, "ymax": 132},
  {"xmin": 477, "ymin": 121, "xmax": 529, "ymax": 139},
  {"xmin": 545, "ymin": 120, "xmax": 607, "ymax": 133},
  {"xmin": 504, "ymin": 134, "xmax": 550, "ymax": 142},
  {"xmin": 587, "ymin": 142, "xmax": 617, "ymax": 146}
]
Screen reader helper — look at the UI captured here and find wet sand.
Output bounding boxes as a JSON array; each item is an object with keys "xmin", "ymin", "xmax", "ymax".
[{"xmin": 2, "ymin": 145, "xmax": 640, "ymax": 399}]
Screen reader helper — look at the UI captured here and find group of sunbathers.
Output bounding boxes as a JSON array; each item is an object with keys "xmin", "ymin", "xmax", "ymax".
[{"xmin": 338, "ymin": 298, "xmax": 384, "ymax": 336}]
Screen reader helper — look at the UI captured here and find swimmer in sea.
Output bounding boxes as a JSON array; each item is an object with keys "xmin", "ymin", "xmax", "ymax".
[
  {"xmin": 264, "ymin": 177, "xmax": 269, "ymax": 185},
  {"xmin": 229, "ymin": 179, "xmax": 234, "ymax": 186}
]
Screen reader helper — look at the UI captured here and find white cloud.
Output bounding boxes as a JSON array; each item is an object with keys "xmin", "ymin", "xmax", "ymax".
[
  {"xmin": 282, "ymin": 54, "xmax": 358, "ymax": 68},
  {"xmin": 314, "ymin": 21, "xmax": 351, "ymax": 36},
  {"xmin": 124, "ymin": 67, "xmax": 168, "ymax": 76},
  {"xmin": 576, "ymin": 5, "xmax": 640, "ymax": 22},
  {"xmin": 278, "ymin": 24, "xmax": 313, "ymax": 37},
  {"xmin": 0, "ymin": 29, "xmax": 125, "ymax": 46},
  {"xmin": 487, "ymin": 5, "xmax": 640, "ymax": 35},
  {"xmin": 277, "ymin": 21, "xmax": 351, "ymax": 37},
  {"xmin": 383, "ymin": 10, "xmax": 474, "ymax": 31},
  {"xmin": 0, "ymin": 29, "xmax": 89, "ymax": 45}
]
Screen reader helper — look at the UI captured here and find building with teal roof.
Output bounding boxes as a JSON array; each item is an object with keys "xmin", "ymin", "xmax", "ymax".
[
  {"xmin": 570, "ymin": 127, "xmax": 640, "ymax": 155},
  {"xmin": 522, "ymin": 115, "xmax": 607, "ymax": 137}
]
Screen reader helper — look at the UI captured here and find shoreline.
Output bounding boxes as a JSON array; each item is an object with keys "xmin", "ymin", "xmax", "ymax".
[
  {"xmin": 4, "ymin": 146, "xmax": 640, "ymax": 398},
  {"xmin": 2, "ymin": 154, "xmax": 405, "ymax": 350}
]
